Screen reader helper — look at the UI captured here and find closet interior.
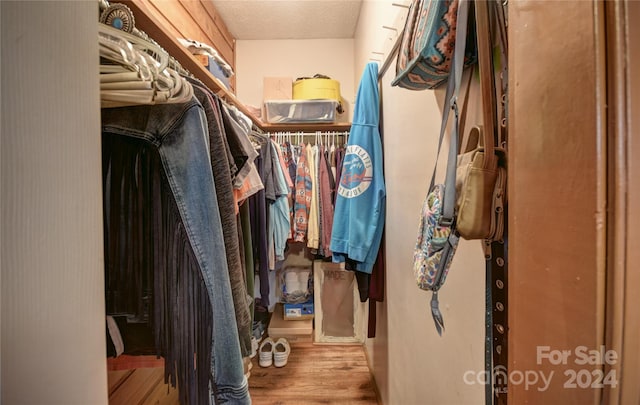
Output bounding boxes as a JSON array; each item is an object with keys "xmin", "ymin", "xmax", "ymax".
[
  {"xmin": 100, "ymin": 0, "xmax": 381, "ymax": 403},
  {"xmin": 6, "ymin": 0, "xmax": 637, "ymax": 404}
]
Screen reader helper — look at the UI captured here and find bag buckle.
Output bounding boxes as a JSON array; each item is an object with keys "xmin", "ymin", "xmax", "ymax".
[
  {"xmin": 438, "ymin": 216, "xmax": 454, "ymax": 227},
  {"xmin": 450, "ymin": 97, "xmax": 459, "ymax": 118}
]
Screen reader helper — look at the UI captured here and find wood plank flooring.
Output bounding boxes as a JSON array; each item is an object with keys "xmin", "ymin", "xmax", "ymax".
[
  {"xmin": 108, "ymin": 343, "xmax": 379, "ymax": 405},
  {"xmin": 108, "ymin": 366, "xmax": 179, "ymax": 405},
  {"xmin": 249, "ymin": 343, "xmax": 379, "ymax": 405}
]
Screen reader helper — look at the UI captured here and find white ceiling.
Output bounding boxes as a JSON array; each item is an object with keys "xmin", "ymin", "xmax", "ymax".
[{"xmin": 211, "ymin": 0, "xmax": 364, "ymax": 40}]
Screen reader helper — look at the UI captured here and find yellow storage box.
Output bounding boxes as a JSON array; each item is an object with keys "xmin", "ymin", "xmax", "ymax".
[{"xmin": 293, "ymin": 78, "xmax": 341, "ymax": 102}]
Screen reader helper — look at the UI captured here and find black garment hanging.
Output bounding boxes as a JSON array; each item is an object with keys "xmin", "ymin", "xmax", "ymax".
[{"xmin": 102, "ymin": 134, "xmax": 213, "ymax": 405}]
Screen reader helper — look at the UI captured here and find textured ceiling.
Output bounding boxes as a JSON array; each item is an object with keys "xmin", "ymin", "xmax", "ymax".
[{"xmin": 211, "ymin": 0, "xmax": 363, "ymax": 40}]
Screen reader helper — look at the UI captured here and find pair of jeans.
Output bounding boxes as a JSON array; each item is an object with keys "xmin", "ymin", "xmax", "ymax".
[{"xmin": 102, "ymin": 97, "xmax": 251, "ymax": 404}]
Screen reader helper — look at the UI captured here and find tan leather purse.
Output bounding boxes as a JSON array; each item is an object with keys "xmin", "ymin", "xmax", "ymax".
[
  {"xmin": 455, "ymin": 2, "xmax": 507, "ymax": 244},
  {"xmin": 455, "ymin": 126, "xmax": 506, "ymax": 241}
]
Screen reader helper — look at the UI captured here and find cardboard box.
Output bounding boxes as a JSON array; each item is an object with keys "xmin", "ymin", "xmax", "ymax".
[
  {"xmin": 284, "ymin": 298, "xmax": 314, "ymax": 320},
  {"xmin": 268, "ymin": 303, "xmax": 313, "ymax": 343},
  {"xmin": 193, "ymin": 54, "xmax": 209, "ymax": 67},
  {"xmin": 263, "ymin": 77, "xmax": 292, "ymax": 101}
]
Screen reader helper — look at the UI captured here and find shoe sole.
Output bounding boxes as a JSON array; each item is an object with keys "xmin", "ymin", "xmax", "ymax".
[{"xmin": 273, "ymin": 359, "xmax": 288, "ymax": 367}]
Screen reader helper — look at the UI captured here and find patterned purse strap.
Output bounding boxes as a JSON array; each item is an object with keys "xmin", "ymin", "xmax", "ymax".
[{"xmin": 428, "ymin": 0, "xmax": 472, "ymax": 225}]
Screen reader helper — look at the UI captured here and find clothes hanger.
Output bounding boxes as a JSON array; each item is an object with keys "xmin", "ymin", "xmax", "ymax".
[
  {"xmin": 100, "ymin": 22, "xmax": 195, "ymax": 107},
  {"xmin": 100, "ymin": 24, "xmax": 169, "ymax": 72},
  {"xmin": 99, "ymin": 27, "xmax": 158, "ymax": 105}
]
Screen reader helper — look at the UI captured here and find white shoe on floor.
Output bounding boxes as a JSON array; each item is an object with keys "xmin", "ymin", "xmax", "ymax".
[
  {"xmin": 250, "ymin": 336, "xmax": 259, "ymax": 358},
  {"xmin": 273, "ymin": 338, "xmax": 291, "ymax": 368},
  {"xmin": 258, "ymin": 337, "xmax": 275, "ymax": 367}
]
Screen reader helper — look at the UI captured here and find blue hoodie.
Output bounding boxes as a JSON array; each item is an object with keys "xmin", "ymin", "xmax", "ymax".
[{"xmin": 330, "ymin": 63, "xmax": 386, "ymax": 274}]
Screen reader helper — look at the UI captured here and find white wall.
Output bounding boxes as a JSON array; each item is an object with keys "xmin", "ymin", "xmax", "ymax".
[
  {"xmin": 236, "ymin": 39, "xmax": 355, "ymax": 121},
  {"xmin": 1, "ymin": 2, "xmax": 107, "ymax": 403},
  {"xmin": 355, "ymin": 1, "xmax": 485, "ymax": 404}
]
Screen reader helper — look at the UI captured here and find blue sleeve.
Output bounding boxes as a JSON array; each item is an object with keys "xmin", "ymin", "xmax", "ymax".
[{"xmin": 330, "ymin": 63, "xmax": 385, "ymax": 273}]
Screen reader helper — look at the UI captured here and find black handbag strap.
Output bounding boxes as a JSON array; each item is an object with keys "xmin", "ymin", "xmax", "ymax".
[
  {"xmin": 493, "ymin": 0, "xmax": 509, "ymax": 147},
  {"xmin": 488, "ymin": 236, "xmax": 509, "ymax": 405},
  {"xmin": 425, "ymin": 0, "xmax": 472, "ymax": 335},
  {"xmin": 428, "ymin": 0, "xmax": 472, "ymax": 224},
  {"xmin": 476, "ymin": 0, "xmax": 498, "ymax": 163},
  {"xmin": 478, "ymin": 1, "xmax": 509, "ymax": 404}
]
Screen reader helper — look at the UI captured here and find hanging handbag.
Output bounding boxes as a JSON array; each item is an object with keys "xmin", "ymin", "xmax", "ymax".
[
  {"xmin": 412, "ymin": 0, "xmax": 471, "ymax": 336},
  {"xmin": 455, "ymin": 0, "xmax": 507, "ymax": 245},
  {"xmin": 455, "ymin": 126, "xmax": 506, "ymax": 242},
  {"xmin": 392, "ymin": 0, "xmax": 477, "ymax": 90}
]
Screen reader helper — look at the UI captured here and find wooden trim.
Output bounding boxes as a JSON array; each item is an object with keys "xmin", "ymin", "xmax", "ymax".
[
  {"xmin": 604, "ymin": 1, "xmax": 627, "ymax": 404},
  {"xmin": 143, "ymin": 0, "xmax": 234, "ymax": 68},
  {"xmin": 621, "ymin": 2, "xmax": 640, "ymax": 402},
  {"xmin": 362, "ymin": 340, "xmax": 384, "ymax": 405},
  {"xmin": 179, "ymin": 0, "xmax": 234, "ymax": 63},
  {"xmin": 594, "ymin": 3, "xmax": 609, "ymax": 405},
  {"xmin": 113, "ymin": 1, "xmax": 350, "ymax": 132},
  {"xmin": 200, "ymin": 0, "xmax": 234, "ymax": 51},
  {"xmin": 507, "ymin": 1, "xmax": 606, "ymax": 403},
  {"xmin": 107, "ymin": 355, "xmax": 164, "ymax": 371},
  {"xmin": 261, "ymin": 122, "xmax": 352, "ymax": 133},
  {"xmin": 231, "ymin": 36, "xmax": 237, "ymax": 93},
  {"xmin": 604, "ymin": 1, "xmax": 640, "ymax": 403}
]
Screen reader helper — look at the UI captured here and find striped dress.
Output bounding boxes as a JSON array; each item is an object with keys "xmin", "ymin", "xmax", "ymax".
[{"xmin": 293, "ymin": 143, "xmax": 312, "ymax": 242}]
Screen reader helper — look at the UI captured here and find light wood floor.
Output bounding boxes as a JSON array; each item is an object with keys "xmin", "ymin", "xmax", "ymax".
[
  {"xmin": 249, "ymin": 343, "xmax": 379, "ymax": 405},
  {"xmin": 108, "ymin": 343, "xmax": 379, "ymax": 405},
  {"xmin": 109, "ymin": 367, "xmax": 180, "ymax": 405}
]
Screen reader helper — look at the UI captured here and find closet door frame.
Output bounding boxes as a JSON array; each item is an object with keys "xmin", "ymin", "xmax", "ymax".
[
  {"xmin": 508, "ymin": 1, "xmax": 607, "ymax": 403},
  {"xmin": 604, "ymin": 1, "xmax": 640, "ymax": 403}
]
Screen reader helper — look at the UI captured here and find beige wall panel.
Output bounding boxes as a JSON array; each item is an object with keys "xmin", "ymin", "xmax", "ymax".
[
  {"xmin": 509, "ymin": 1, "xmax": 606, "ymax": 403},
  {"xmin": 236, "ymin": 38, "xmax": 355, "ymax": 118},
  {"xmin": 353, "ymin": 2, "xmax": 487, "ymax": 404},
  {"xmin": 1, "ymin": 1, "xmax": 107, "ymax": 403}
]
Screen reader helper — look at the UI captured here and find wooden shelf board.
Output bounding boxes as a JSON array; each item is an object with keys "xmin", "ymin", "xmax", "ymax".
[
  {"xmin": 119, "ymin": 0, "xmax": 262, "ymax": 128},
  {"xmin": 118, "ymin": 0, "xmax": 351, "ymax": 134},
  {"xmin": 260, "ymin": 122, "xmax": 352, "ymax": 132}
]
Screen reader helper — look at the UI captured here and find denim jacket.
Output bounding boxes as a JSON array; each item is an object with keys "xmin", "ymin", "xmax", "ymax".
[{"xmin": 102, "ymin": 97, "xmax": 251, "ymax": 404}]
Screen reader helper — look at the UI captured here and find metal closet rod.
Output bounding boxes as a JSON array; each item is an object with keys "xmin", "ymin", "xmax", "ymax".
[
  {"xmin": 267, "ymin": 131, "xmax": 350, "ymax": 145},
  {"xmin": 266, "ymin": 131, "xmax": 349, "ymax": 136}
]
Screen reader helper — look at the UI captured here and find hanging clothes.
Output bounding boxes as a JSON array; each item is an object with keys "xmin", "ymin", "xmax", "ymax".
[
  {"xmin": 190, "ymin": 80, "xmax": 253, "ymax": 358},
  {"xmin": 248, "ymin": 138, "xmax": 271, "ymax": 307},
  {"xmin": 330, "ymin": 62, "xmax": 386, "ymax": 274},
  {"xmin": 239, "ymin": 201, "xmax": 255, "ymax": 327},
  {"xmin": 283, "ymin": 140, "xmax": 297, "ymax": 194},
  {"xmin": 275, "ymin": 139, "xmax": 294, "ymax": 240},
  {"xmin": 103, "ymin": 135, "xmax": 212, "ymax": 404},
  {"xmin": 330, "ymin": 141, "xmax": 338, "ymax": 182},
  {"xmin": 334, "ymin": 145, "xmax": 345, "ymax": 206},
  {"xmin": 306, "ymin": 144, "xmax": 320, "ymax": 250},
  {"xmin": 222, "ymin": 103, "xmax": 259, "ymax": 189},
  {"xmin": 293, "ymin": 142, "xmax": 312, "ymax": 243},
  {"xmin": 102, "ymin": 98, "xmax": 250, "ymax": 405},
  {"xmin": 268, "ymin": 139, "xmax": 292, "ymax": 264},
  {"xmin": 318, "ymin": 145, "xmax": 335, "ymax": 257}
]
